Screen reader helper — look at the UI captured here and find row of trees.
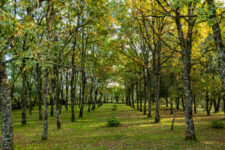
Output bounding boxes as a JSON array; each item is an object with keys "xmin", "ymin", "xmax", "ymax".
[
  {"xmin": 0, "ymin": 0, "xmax": 123, "ymax": 149},
  {"xmin": 0, "ymin": 0, "xmax": 225, "ymax": 149},
  {"xmin": 115, "ymin": 0, "xmax": 225, "ymax": 141}
]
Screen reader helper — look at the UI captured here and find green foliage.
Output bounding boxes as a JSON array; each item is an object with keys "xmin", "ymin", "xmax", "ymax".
[
  {"xmin": 107, "ymin": 113, "xmax": 121, "ymax": 127},
  {"xmin": 211, "ymin": 120, "xmax": 224, "ymax": 129}
]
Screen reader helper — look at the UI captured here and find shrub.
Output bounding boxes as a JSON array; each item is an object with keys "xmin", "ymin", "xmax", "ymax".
[
  {"xmin": 211, "ymin": 120, "xmax": 224, "ymax": 129},
  {"xmin": 112, "ymin": 105, "xmax": 117, "ymax": 111},
  {"xmin": 107, "ymin": 113, "xmax": 121, "ymax": 127}
]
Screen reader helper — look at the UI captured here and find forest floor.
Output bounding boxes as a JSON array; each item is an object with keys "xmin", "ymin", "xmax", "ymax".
[{"xmin": 0, "ymin": 103, "xmax": 225, "ymax": 150}]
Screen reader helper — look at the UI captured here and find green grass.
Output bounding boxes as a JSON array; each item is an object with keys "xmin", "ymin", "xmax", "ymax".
[{"xmin": 1, "ymin": 104, "xmax": 225, "ymax": 150}]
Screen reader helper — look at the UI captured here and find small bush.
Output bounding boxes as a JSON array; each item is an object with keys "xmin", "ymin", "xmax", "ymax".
[
  {"xmin": 107, "ymin": 113, "xmax": 121, "ymax": 127},
  {"xmin": 112, "ymin": 105, "xmax": 117, "ymax": 111},
  {"xmin": 211, "ymin": 120, "xmax": 224, "ymax": 129}
]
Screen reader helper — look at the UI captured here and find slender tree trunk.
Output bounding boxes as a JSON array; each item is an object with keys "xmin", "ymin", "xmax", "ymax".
[
  {"xmin": 136, "ymin": 81, "xmax": 139, "ymax": 111},
  {"xmin": 0, "ymin": 53, "xmax": 14, "ymax": 149},
  {"xmin": 181, "ymin": 97, "xmax": 185, "ymax": 112},
  {"xmin": 54, "ymin": 66, "xmax": 61, "ymax": 129},
  {"xmin": 131, "ymin": 79, "xmax": 135, "ymax": 109},
  {"xmin": 154, "ymin": 64, "xmax": 161, "ymax": 122},
  {"xmin": 166, "ymin": 98, "xmax": 168, "ymax": 107},
  {"xmin": 171, "ymin": 99, "xmax": 178, "ymax": 131},
  {"xmin": 65, "ymin": 69, "xmax": 69, "ymax": 111},
  {"xmin": 27, "ymin": 75, "xmax": 33, "ymax": 115},
  {"xmin": 36, "ymin": 63, "xmax": 43, "ymax": 120},
  {"xmin": 143, "ymin": 69, "xmax": 147, "ymax": 115},
  {"xmin": 42, "ymin": 65, "xmax": 49, "ymax": 140},
  {"xmin": 147, "ymin": 70, "xmax": 152, "ymax": 118},
  {"xmin": 215, "ymin": 98, "xmax": 220, "ymax": 113},
  {"xmin": 88, "ymin": 81, "xmax": 93, "ymax": 112},
  {"xmin": 176, "ymin": 98, "xmax": 180, "ymax": 110},
  {"xmin": 139, "ymin": 83, "xmax": 142, "ymax": 112},
  {"xmin": 206, "ymin": 91, "xmax": 210, "ymax": 116},
  {"xmin": 21, "ymin": 57, "xmax": 27, "ymax": 125},
  {"xmin": 92, "ymin": 87, "xmax": 97, "ymax": 110},
  {"xmin": 193, "ymin": 96, "xmax": 197, "ymax": 114},
  {"xmin": 170, "ymin": 98, "xmax": 173, "ymax": 115}
]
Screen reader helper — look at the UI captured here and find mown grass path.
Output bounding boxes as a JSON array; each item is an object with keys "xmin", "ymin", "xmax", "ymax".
[{"xmin": 1, "ymin": 103, "xmax": 225, "ymax": 150}]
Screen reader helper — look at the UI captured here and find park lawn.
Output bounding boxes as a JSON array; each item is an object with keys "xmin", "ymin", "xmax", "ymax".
[{"xmin": 0, "ymin": 103, "xmax": 225, "ymax": 150}]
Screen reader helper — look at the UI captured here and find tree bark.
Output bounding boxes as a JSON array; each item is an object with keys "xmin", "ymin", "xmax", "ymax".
[{"xmin": 0, "ymin": 53, "xmax": 14, "ymax": 149}]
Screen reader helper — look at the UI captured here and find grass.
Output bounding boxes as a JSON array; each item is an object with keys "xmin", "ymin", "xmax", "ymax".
[{"xmin": 0, "ymin": 103, "xmax": 225, "ymax": 150}]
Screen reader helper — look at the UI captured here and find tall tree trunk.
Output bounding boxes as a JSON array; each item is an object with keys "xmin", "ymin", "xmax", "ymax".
[
  {"xmin": 36, "ymin": 63, "xmax": 43, "ymax": 120},
  {"xmin": 92, "ymin": 87, "xmax": 97, "ymax": 110},
  {"xmin": 42, "ymin": 65, "xmax": 49, "ymax": 140},
  {"xmin": 206, "ymin": 0, "xmax": 225, "ymax": 91},
  {"xmin": 181, "ymin": 97, "xmax": 185, "ymax": 112},
  {"xmin": 79, "ymin": 70, "xmax": 86, "ymax": 118},
  {"xmin": 143, "ymin": 69, "xmax": 147, "ymax": 115},
  {"xmin": 206, "ymin": 91, "xmax": 211, "ymax": 116},
  {"xmin": 136, "ymin": 81, "xmax": 139, "ymax": 111},
  {"xmin": 88, "ymin": 81, "xmax": 93, "ymax": 112},
  {"xmin": 27, "ymin": 76, "xmax": 32, "ymax": 115},
  {"xmin": 170, "ymin": 98, "xmax": 173, "ymax": 115},
  {"xmin": 21, "ymin": 57, "xmax": 27, "ymax": 125},
  {"xmin": 166, "ymin": 98, "xmax": 168, "ymax": 107},
  {"xmin": 176, "ymin": 98, "xmax": 180, "ymax": 110},
  {"xmin": 65, "ymin": 69, "xmax": 69, "ymax": 111},
  {"xmin": 154, "ymin": 51, "xmax": 161, "ymax": 123},
  {"xmin": 193, "ymin": 96, "xmax": 197, "ymax": 114},
  {"xmin": 139, "ymin": 84, "xmax": 142, "ymax": 112},
  {"xmin": 131, "ymin": 79, "xmax": 135, "ymax": 109},
  {"xmin": 175, "ymin": 5, "xmax": 196, "ymax": 140},
  {"xmin": 147, "ymin": 70, "xmax": 152, "ymax": 118},
  {"xmin": 0, "ymin": 53, "xmax": 14, "ymax": 149}
]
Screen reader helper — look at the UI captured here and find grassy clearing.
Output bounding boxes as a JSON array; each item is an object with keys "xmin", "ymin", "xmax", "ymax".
[{"xmin": 0, "ymin": 103, "xmax": 225, "ymax": 150}]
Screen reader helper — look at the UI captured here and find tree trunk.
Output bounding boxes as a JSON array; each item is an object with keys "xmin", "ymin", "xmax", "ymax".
[
  {"xmin": 21, "ymin": 57, "xmax": 27, "ymax": 125},
  {"xmin": 176, "ymin": 98, "xmax": 180, "ymax": 110},
  {"xmin": 181, "ymin": 97, "xmax": 185, "ymax": 112},
  {"xmin": 170, "ymin": 99, "xmax": 173, "ymax": 115},
  {"xmin": 206, "ymin": 92, "xmax": 210, "ymax": 116},
  {"xmin": 215, "ymin": 98, "xmax": 220, "ymax": 113},
  {"xmin": 36, "ymin": 63, "xmax": 43, "ymax": 120},
  {"xmin": 136, "ymin": 81, "xmax": 139, "ymax": 111},
  {"xmin": 175, "ymin": 6, "xmax": 196, "ymax": 140},
  {"xmin": 27, "ymin": 75, "xmax": 33, "ymax": 115},
  {"xmin": 143, "ymin": 69, "xmax": 147, "ymax": 115},
  {"xmin": 42, "ymin": 65, "xmax": 49, "ymax": 140},
  {"xmin": 55, "ymin": 67, "xmax": 61, "ymax": 129},
  {"xmin": 166, "ymin": 98, "xmax": 168, "ymax": 107},
  {"xmin": 0, "ymin": 54, "xmax": 14, "ymax": 149},
  {"xmin": 92, "ymin": 87, "xmax": 97, "ymax": 110},
  {"xmin": 79, "ymin": 71, "xmax": 86, "ymax": 118},
  {"xmin": 193, "ymin": 96, "xmax": 197, "ymax": 114},
  {"xmin": 65, "ymin": 69, "xmax": 69, "ymax": 111},
  {"xmin": 88, "ymin": 81, "xmax": 93, "ymax": 112},
  {"xmin": 139, "ymin": 84, "xmax": 142, "ymax": 112},
  {"xmin": 206, "ymin": 0, "xmax": 225, "ymax": 92},
  {"xmin": 171, "ymin": 99, "xmax": 178, "ymax": 131},
  {"xmin": 147, "ymin": 68, "xmax": 152, "ymax": 118}
]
